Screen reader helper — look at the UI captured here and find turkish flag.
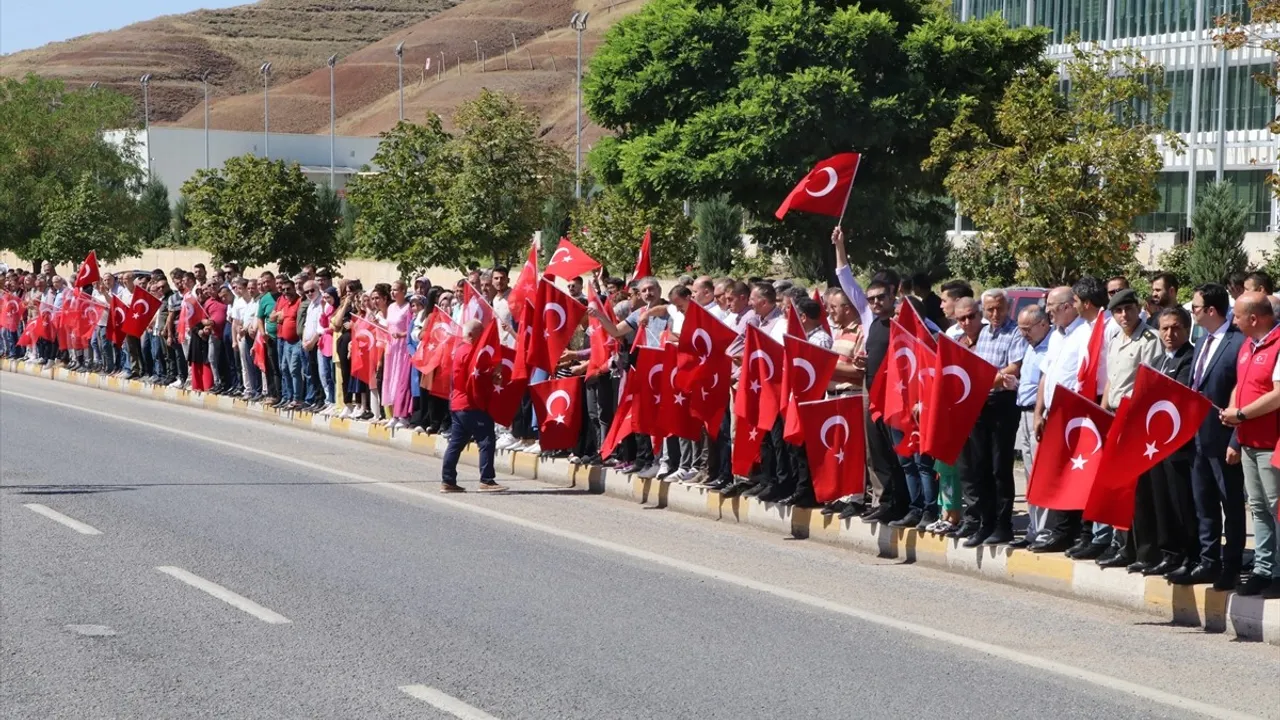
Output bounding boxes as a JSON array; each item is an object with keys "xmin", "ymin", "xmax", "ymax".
[
  {"xmin": 630, "ymin": 228, "xmax": 653, "ymax": 282},
  {"xmin": 465, "ymin": 320, "xmax": 502, "ymax": 408},
  {"xmin": 798, "ymin": 395, "xmax": 867, "ymax": 503},
  {"xmin": 0, "ymin": 292, "xmax": 20, "ymax": 332},
  {"xmin": 897, "ymin": 297, "xmax": 936, "ymax": 351},
  {"xmin": 252, "ymin": 330, "xmax": 267, "ymax": 372},
  {"xmin": 781, "ymin": 334, "xmax": 841, "ymax": 443},
  {"xmin": 55, "ymin": 294, "xmax": 76, "ymax": 349},
  {"xmin": 173, "ymin": 293, "xmax": 204, "ymax": 339},
  {"xmin": 872, "ymin": 320, "xmax": 924, "ymax": 430},
  {"xmin": 734, "ymin": 324, "xmax": 784, "ymax": 431},
  {"xmin": 544, "ymin": 237, "xmax": 602, "ymax": 280},
  {"xmin": 106, "ymin": 296, "xmax": 127, "ymax": 346},
  {"xmin": 460, "ymin": 281, "xmax": 494, "ymax": 326},
  {"xmin": 675, "ymin": 300, "xmax": 736, "ymax": 390},
  {"xmin": 74, "ymin": 297, "xmax": 105, "ymax": 352},
  {"xmin": 508, "ymin": 241, "xmax": 540, "ymax": 321},
  {"xmin": 487, "ymin": 344, "xmax": 527, "ymax": 427},
  {"xmin": 412, "ymin": 309, "xmax": 459, "ymax": 375},
  {"xmin": 122, "ymin": 289, "xmax": 162, "ymax": 338},
  {"xmin": 17, "ymin": 316, "xmax": 41, "ymax": 347},
  {"xmin": 1077, "ymin": 312, "xmax": 1110, "ymax": 401},
  {"xmin": 785, "ymin": 303, "xmax": 805, "ymax": 339},
  {"xmin": 1026, "ymin": 387, "xmax": 1114, "ymax": 511},
  {"xmin": 585, "ymin": 281, "xmax": 618, "ymax": 377},
  {"xmin": 74, "ymin": 250, "xmax": 100, "ymax": 288},
  {"xmin": 35, "ymin": 301, "xmax": 56, "ymax": 342},
  {"xmin": 774, "ymin": 152, "xmax": 861, "ymax": 220},
  {"xmin": 632, "ymin": 345, "xmax": 666, "ymax": 437},
  {"xmin": 659, "ymin": 342, "xmax": 704, "ymax": 440},
  {"xmin": 1084, "ymin": 365, "xmax": 1211, "ymax": 530},
  {"xmin": 524, "ymin": 279, "xmax": 586, "ymax": 374},
  {"xmin": 812, "ymin": 288, "xmax": 831, "ymax": 335},
  {"xmin": 350, "ymin": 315, "xmax": 389, "ymax": 386},
  {"xmin": 601, "ymin": 374, "xmax": 635, "ymax": 460},
  {"xmin": 920, "ymin": 334, "xmax": 999, "ymax": 464},
  {"xmin": 529, "ymin": 376, "xmax": 585, "ymax": 451},
  {"xmin": 731, "ymin": 417, "xmax": 768, "ymax": 477},
  {"xmin": 691, "ymin": 354, "xmax": 732, "ymax": 439}
]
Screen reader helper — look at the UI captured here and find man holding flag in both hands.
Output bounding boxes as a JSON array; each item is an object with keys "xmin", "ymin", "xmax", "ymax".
[{"xmin": 439, "ymin": 319, "xmax": 508, "ymax": 494}]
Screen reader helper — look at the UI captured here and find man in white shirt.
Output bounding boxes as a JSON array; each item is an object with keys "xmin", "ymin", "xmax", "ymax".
[{"xmin": 231, "ymin": 277, "xmax": 261, "ymax": 399}]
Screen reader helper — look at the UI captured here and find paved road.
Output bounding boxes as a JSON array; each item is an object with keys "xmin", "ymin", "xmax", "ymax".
[{"xmin": 1, "ymin": 371, "xmax": 1277, "ymax": 720}]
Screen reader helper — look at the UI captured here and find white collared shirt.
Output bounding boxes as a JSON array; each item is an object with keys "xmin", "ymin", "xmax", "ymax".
[
  {"xmin": 1193, "ymin": 320, "xmax": 1229, "ymax": 386},
  {"xmin": 1041, "ymin": 316, "xmax": 1088, "ymax": 409}
]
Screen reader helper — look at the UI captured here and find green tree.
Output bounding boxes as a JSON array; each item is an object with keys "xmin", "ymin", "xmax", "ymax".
[
  {"xmin": 569, "ymin": 185, "xmax": 695, "ymax": 277},
  {"xmin": 347, "ymin": 117, "xmax": 460, "ymax": 276},
  {"xmin": 0, "ymin": 75, "xmax": 142, "ymax": 259},
  {"xmin": 181, "ymin": 154, "xmax": 340, "ymax": 274},
  {"xmin": 584, "ymin": 0, "xmax": 1047, "ymax": 275},
  {"xmin": 449, "ymin": 89, "xmax": 572, "ymax": 265},
  {"xmin": 29, "ymin": 172, "xmax": 139, "ymax": 266},
  {"xmin": 694, "ymin": 196, "xmax": 742, "ymax": 275},
  {"xmin": 928, "ymin": 45, "xmax": 1178, "ymax": 286},
  {"xmin": 137, "ymin": 178, "xmax": 171, "ymax": 246},
  {"xmin": 1186, "ymin": 181, "xmax": 1250, "ymax": 287}
]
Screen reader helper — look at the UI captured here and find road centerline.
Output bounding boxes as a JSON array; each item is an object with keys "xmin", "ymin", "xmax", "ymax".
[
  {"xmin": 22, "ymin": 503, "xmax": 103, "ymax": 535},
  {"xmin": 156, "ymin": 566, "xmax": 292, "ymax": 625},
  {"xmin": 399, "ymin": 685, "xmax": 501, "ymax": 719}
]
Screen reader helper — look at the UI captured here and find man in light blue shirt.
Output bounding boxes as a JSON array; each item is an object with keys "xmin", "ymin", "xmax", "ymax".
[{"xmin": 1014, "ymin": 303, "xmax": 1052, "ymax": 547}]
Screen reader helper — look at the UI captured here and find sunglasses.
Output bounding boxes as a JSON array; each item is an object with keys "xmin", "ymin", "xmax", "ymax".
[
  {"xmin": 866, "ymin": 293, "xmax": 890, "ymax": 303},
  {"xmin": 956, "ymin": 312, "xmax": 980, "ymax": 321}
]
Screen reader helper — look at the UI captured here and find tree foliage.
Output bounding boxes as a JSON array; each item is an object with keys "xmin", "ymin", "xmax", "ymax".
[
  {"xmin": 584, "ymin": 0, "xmax": 1047, "ymax": 271},
  {"xmin": 928, "ymin": 45, "xmax": 1178, "ymax": 286},
  {"xmin": 0, "ymin": 75, "xmax": 142, "ymax": 260},
  {"xmin": 1186, "ymin": 181, "xmax": 1252, "ymax": 287},
  {"xmin": 569, "ymin": 185, "xmax": 695, "ymax": 278},
  {"xmin": 181, "ymin": 154, "xmax": 339, "ymax": 275},
  {"xmin": 137, "ymin": 178, "xmax": 171, "ymax": 246},
  {"xmin": 694, "ymin": 196, "xmax": 743, "ymax": 275},
  {"xmin": 29, "ymin": 172, "xmax": 139, "ymax": 266}
]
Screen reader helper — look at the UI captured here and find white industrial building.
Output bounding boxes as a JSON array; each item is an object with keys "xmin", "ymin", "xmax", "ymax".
[
  {"xmin": 951, "ymin": 0, "xmax": 1279, "ymax": 264},
  {"xmin": 105, "ymin": 126, "xmax": 382, "ymax": 203}
]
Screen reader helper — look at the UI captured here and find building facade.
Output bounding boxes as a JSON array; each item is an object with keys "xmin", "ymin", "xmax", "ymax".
[{"xmin": 954, "ymin": 0, "xmax": 1278, "ymax": 262}]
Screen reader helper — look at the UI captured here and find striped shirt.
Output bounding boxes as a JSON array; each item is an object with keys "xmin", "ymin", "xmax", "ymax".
[{"xmin": 974, "ymin": 316, "xmax": 1026, "ymax": 393}]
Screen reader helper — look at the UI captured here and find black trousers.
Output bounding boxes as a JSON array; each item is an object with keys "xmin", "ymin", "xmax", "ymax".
[
  {"xmin": 757, "ymin": 417, "xmax": 790, "ymax": 487},
  {"xmin": 707, "ymin": 406, "xmax": 733, "ymax": 482},
  {"xmin": 125, "ymin": 335, "xmax": 144, "ymax": 377},
  {"xmin": 1190, "ymin": 445, "xmax": 1247, "ymax": 572},
  {"xmin": 1136, "ymin": 453, "xmax": 1198, "ymax": 564},
  {"xmin": 263, "ymin": 335, "xmax": 281, "ymax": 399},
  {"xmin": 960, "ymin": 392, "xmax": 1019, "ymax": 532},
  {"xmin": 586, "ymin": 374, "xmax": 615, "ymax": 455},
  {"xmin": 867, "ymin": 412, "xmax": 908, "ymax": 512}
]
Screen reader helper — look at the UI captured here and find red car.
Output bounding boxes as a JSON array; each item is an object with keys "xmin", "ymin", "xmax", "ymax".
[{"xmin": 1005, "ymin": 286, "xmax": 1047, "ymax": 317}]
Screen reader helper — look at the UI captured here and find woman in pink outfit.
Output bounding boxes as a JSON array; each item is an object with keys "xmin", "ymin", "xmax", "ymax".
[{"xmin": 380, "ymin": 280, "xmax": 414, "ymax": 428}]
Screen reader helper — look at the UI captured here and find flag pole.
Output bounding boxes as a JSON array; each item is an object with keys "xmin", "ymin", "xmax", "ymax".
[{"xmin": 835, "ymin": 155, "xmax": 861, "ymax": 228}]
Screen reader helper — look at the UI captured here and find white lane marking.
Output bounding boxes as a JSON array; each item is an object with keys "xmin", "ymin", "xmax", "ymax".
[
  {"xmin": 22, "ymin": 503, "xmax": 102, "ymax": 535},
  {"xmin": 156, "ymin": 566, "xmax": 291, "ymax": 625},
  {"xmin": 399, "ymin": 685, "xmax": 500, "ymax": 719},
  {"xmin": 2, "ymin": 388, "xmax": 1260, "ymax": 720}
]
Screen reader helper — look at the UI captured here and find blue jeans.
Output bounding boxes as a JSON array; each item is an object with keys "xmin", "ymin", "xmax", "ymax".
[
  {"xmin": 318, "ymin": 353, "xmax": 335, "ymax": 404},
  {"xmin": 280, "ymin": 339, "xmax": 303, "ymax": 402},
  {"xmin": 441, "ymin": 409, "xmax": 497, "ymax": 486},
  {"xmin": 147, "ymin": 332, "xmax": 165, "ymax": 378},
  {"xmin": 890, "ymin": 427, "xmax": 938, "ymax": 516},
  {"xmin": 302, "ymin": 347, "xmax": 320, "ymax": 404},
  {"xmin": 1241, "ymin": 447, "xmax": 1280, "ymax": 579},
  {"xmin": 527, "ymin": 367, "xmax": 550, "ymax": 437}
]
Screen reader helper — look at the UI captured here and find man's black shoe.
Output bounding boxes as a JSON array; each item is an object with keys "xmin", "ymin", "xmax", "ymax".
[
  {"xmin": 781, "ymin": 491, "xmax": 818, "ymax": 508},
  {"xmin": 1145, "ymin": 557, "xmax": 1184, "ymax": 577},
  {"xmin": 757, "ymin": 485, "xmax": 792, "ymax": 503},
  {"xmin": 743, "ymin": 482, "xmax": 770, "ymax": 498},
  {"xmin": 1237, "ymin": 573, "xmax": 1271, "ymax": 596},
  {"xmin": 983, "ymin": 528, "xmax": 1014, "ymax": 545},
  {"xmin": 821, "ymin": 500, "xmax": 848, "ymax": 516},
  {"xmin": 1071, "ymin": 543, "xmax": 1110, "ymax": 561},
  {"xmin": 962, "ymin": 527, "xmax": 992, "ymax": 548},
  {"xmin": 888, "ymin": 510, "xmax": 923, "ymax": 528},
  {"xmin": 838, "ymin": 502, "xmax": 865, "ymax": 521},
  {"xmin": 1127, "ymin": 561, "xmax": 1154, "ymax": 574},
  {"xmin": 861, "ymin": 505, "xmax": 894, "ymax": 524},
  {"xmin": 1028, "ymin": 533, "xmax": 1073, "ymax": 553},
  {"xmin": 1098, "ymin": 551, "xmax": 1132, "ymax": 569},
  {"xmin": 948, "ymin": 521, "xmax": 979, "ymax": 539},
  {"xmin": 1168, "ymin": 562, "xmax": 1217, "ymax": 585},
  {"xmin": 718, "ymin": 480, "xmax": 754, "ymax": 499},
  {"xmin": 1007, "ymin": 536, "xmax": 1030, "ymax": 549}
]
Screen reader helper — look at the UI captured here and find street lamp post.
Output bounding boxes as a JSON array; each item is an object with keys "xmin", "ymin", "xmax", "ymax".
[
  {"xmin": 570, "ymin": 12, "xmax": 589, "ymax": 199},
  {"xmin": 395, "ymin": 42, "xmax": 405, "ymax": 121},
  {"xmin": 201, "ymin": 70, "xmax": 211, "ymax": 170},
  {"xmin": 328, "ymin": 54, "xmax": 338, "ymax": 188},
  {"xmin": 474, "ymin": 39, "xmax": 480, "ymax": 65},
  {"xmin": 260, "ymin": 62, "xmax": 272, "ymax": 158},
  {"xmin": 139, "ymin": 74, "xmax": 152, "ymax": 178}
]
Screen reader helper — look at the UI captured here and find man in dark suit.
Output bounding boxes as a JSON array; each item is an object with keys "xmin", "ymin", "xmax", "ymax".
[
  {"xmin": 1128, "ymin": 306, "xmax": 1198, "ymax": 576},
  {"xmin": 1168, "ymin": 284, "xmax": 1246, "ymax": 589}
]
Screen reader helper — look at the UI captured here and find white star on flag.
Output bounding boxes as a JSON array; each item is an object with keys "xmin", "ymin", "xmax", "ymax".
[
  {"xmin": 834, "ymin": 450, "xmax": 845, "ymax": 464},
  {"xmin": 1143, "ymin": 442, "xmax": 1158, "ymax": 459},
  {"xmin": 748, "ymin": 427, "xmax": 758, "ymax": 441},
  {"xmin": 1070, "ymin": 454, "xmax": 1087, "ymax": 470},
  {"xmin": 552, "ymin": 414, "xmax": 566, "ymax": 424},
  {"xmin": 750, "ymin": 380, "xmax": 761, "ymax": 393},
  {"xmin": 673, "ymin": 393, "xmax": 686, "ymax": 405}
]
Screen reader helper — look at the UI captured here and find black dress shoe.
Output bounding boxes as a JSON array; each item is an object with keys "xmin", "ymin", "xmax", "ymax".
[
  {"xmin": 838, "ymin": 503, "xmax": 866, "ymax": 520},
  {"xmin": 1237, "ymin": 573, "xmax": 1271, "ymax": 596},
  {"xmin": 949, "ymin": 521, "xmax": 979, "ymax": 539},
  {"xmin": 781, "ymin": 491, "xmax": 819, "ymax": 508},
  {"xmin": 1028, "ymin": 534, "xmax": 1074, "ymax": 553},
  {"xmin": 915, "ymin": 511, "xmax": 939, "ymax": 532},
  {"xmin": 983, "ymin": 528, "xmax": 1014, "ymax": 545},
  {"xmin": 718, "ymin": 480, "xmax": 754, "ymax": 499},
  {"xmin": 1127, "ymin": 561, "xmax": 1154, "ymax": 574},
  {"xmin": 821, "ymin": 500, "xmax": 848, "ymax": 516},
  {"xmin": 1168, "ymin": 562, "xmax": 1218, "ymax": 585},
  {"xmin": 743, "ymin": 482, "xmax": 770, "ymax": 498},
  {"xmin": 962, "ymin": 527, "xmax": 993, "ymax": 548},
  {"xmin": 889, "ymin": 510, "xmax": 923, "ymax": 528},
  {"xmin": 1098, "ymin": 551, "xmax": 1134, "ymax": 569},
  {"xmin": 861, "ymin": 505, "xmax": 893, "ymax": 524},
  {"xmin": 757, "ymin": 485, "xmax": 792, "ymax": 503},
  {"xmin": 1212, "ymin": 573, "xmax": 1238, "ymax": 592},
  {"xmin": 1071, "ymin": 543, "xmax": 1111, "ymax": 561},
  {"xmin": 1007, "ymin": 537, "xmax": 1030, "ymax": 549},
  {"xmin": 1145, "ymin": 557, "xmax": 1184, "ymax": 577}
]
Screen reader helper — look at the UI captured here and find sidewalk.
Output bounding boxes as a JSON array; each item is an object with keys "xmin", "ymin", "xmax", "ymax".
[{"xmin": 5, "ymin": 358, "xmax": 1277, "ymax": 646}]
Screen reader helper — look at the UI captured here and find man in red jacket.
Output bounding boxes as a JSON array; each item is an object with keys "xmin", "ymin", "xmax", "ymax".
[
  {"xmin": 440, "ymin": 320, "xmax": 508, "ymax": 494},
  {"xmin": 1221, "ymin": 292, "xmax": 1280, "ymax": 597}
]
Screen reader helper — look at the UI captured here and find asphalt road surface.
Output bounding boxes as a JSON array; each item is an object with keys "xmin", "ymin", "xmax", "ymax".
[{"xmin": 1, "ymin": 371, "xmax": 1277, "ymax": 720}]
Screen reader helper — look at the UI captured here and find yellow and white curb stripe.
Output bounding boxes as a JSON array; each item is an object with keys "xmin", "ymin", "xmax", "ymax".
[{"xmin": 5, "ymin": 358, "xmax": 1277, "ymax": 646}]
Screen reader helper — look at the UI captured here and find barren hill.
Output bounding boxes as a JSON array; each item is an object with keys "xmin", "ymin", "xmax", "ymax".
[{"xmin": 0, "ymin": 0, "xmax": 458, "ymax": 123}]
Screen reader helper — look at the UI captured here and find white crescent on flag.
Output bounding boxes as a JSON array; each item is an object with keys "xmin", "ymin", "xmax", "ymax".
[{"xmin": 806, "ymin": 167, "xmax": 839, "ymax": 197}]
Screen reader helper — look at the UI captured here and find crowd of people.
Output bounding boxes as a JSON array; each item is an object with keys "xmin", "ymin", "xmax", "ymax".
[{"xmin": 1, "ymin": 231, "xmax": 1277, "ymax": 600}]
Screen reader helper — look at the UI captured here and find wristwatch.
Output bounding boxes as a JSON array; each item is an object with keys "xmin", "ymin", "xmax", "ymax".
[{"xmin": 1236, "ymin": 409, "xmax": 1247, "ymax": 422}]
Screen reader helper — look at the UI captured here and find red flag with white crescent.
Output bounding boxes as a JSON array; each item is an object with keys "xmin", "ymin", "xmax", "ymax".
[
  {"xmin": 920, "ymin": 334, "xmax": 999, "ymax": 464},
  {"xmin": 631, "ymin": 345, "xmax": 666, "ymax": 437},
  {"xmin": 675, "ymin": 300, "xmax": 736, "ymax": 391},
  {"xmin": 629, "ymin": 228, "xmax": 653, "ymax": 282},
  {"xmin": 1026, "ymin": 387, "xmax": 1114, "ymax": 511},
  {"xmin": 173, "ymin": 293, "xmax": 204, "ymax": 339},
  {"xmin": 524, "ymin": 279, "xmax": 585, "ymax": 375},
  {"xmin": 774, "ymin": 152, "xmax": 861, "ymax": 220},
  {"xmin": 1077, "ymin": 311, "xmax": 1110, "ymax": 401},
  {"xmin": 507, "ymin": 241, "xmax": 540, "ymax": 321},
  {"xmin": 529, "ymin": 375, "xmax": 584, "ymax": 451},
  {"xmin": 585, "ymin": 281, "xmax": 617, "ymax": 377},
  {"xmin": 461, "ymin": 282, "xmax": 494, "ymax": 326},
  {"xmin": 658, "ymin": 341, "xmax": 704, "ymax": 441},
  {"xmin": 486, "ymin": 343, "xmax": 527, "ymax": 427},
  {"xmin": 465, "ymin": 320, "xmax": 502, "ymax": 408},
  {"xmin": 734, "ymin": 324, "xmax": 784, "ymax": 431},
  {"xmin": 781, "ymin": 334, "xmax": 841, "ymax": 443},
  {"xmin": 350, "ymin": 315, "xmax": 389, "ymax": 386},
  {"xmin": 106, "ymin": 296, "xmax": 128, "ymax": 346},
  {"xmin": 0, "ymin": 292, "xmax": 21, "ymax": 332},
  {"xmin": 798, "ymin": 395, "xmax": 867, "ymax": 503},
  {"xmin": 74, "ymin": 250, "xmax": 100, "ymax": 288},
  {"xmin": 543, "ymin": 237, "xmax": 601, "ymax": 280}
]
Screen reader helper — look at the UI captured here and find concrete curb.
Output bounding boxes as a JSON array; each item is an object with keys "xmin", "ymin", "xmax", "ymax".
[{"xmin": 6, "ymin": 359, "xmax": 1278, "ymax": 646}]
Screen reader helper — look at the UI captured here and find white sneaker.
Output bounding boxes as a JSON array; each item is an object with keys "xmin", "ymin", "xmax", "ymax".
[
  {"xmin": 635, "ymin": 464, "xmax": 661, "ymax": 479},
  {"xmin": 676, "ymin": 469, "xmax": 699, "ymax": 484},
  {"xmin": 496, "ymin": 435, "xmax": 519, "ymax": 451},
  {"xmin": 521, "ymin": 441, "xmax": 541, "ymax": 455},
  {"xmin": 168, "ymin": 379, "xmax": 182, "ymax": 388}
]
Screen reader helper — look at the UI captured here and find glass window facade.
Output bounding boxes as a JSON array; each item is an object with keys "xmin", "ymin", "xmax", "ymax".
[
  {"xmin": 1134, "ymin": 169, "xmax": 1271, "ymax": 232},
  {"xmin": 1157, "ymin": 63, "xmax": 1272, "ymax": 133},
  {"xmin": 961, "ymin": 0, "xmax": 1252, "ymax": 38}
]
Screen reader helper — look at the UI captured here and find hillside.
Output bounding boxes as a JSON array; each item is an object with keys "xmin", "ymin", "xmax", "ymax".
[
  {"xmin": 169, "ymin": 0, "xmax": 639, "ymax": 148},
  {"xmin": 0, "ymin": 0, "xmax": 458, "ymax": 124}
]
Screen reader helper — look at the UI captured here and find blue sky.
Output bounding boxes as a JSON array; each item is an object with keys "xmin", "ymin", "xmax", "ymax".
[{"xmin": 2, "ymin": 0, "xmax": 244, "ymax": 55}]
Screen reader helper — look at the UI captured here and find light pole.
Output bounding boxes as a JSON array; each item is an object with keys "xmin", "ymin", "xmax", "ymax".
[
  {"xmin": 139, "ymin": 74, "xmax": 152, "ymax": 178},
  {"xmin": 474, "ymin": 39, "xmax": 480, "ymax": 65},
  {"xmin": 395, "ymin": 42, "xmax": 405, "ymax": 121},
  {"xmin": 328, "ymin": 54, "xmax": 338, "ymax": 188},
  {"xmin": 260, "ymin": 62, "xmax": 272, "ymax": 158},
  {"xmin": 201, "ymin": 70, "xmax": 211, "ymax": 169},
  {"xmin": 570, "ymin": 12, "xmax": 589, "ymax": 199}
]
